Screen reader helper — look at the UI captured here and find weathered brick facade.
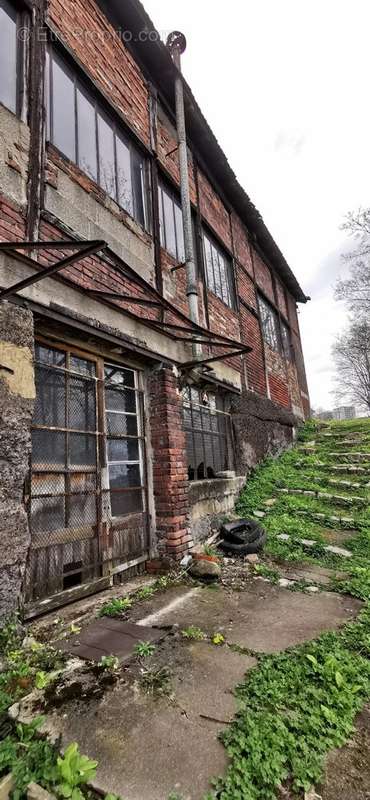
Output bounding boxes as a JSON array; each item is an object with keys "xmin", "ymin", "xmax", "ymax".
[{"xmin": 0, "ymin": 0, "xmax": 310, "ymax": 611}]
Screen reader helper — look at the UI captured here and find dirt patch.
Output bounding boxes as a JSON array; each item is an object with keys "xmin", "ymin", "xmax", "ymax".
[{"xmin": 319, "ymin": 704, "xmax": 370, "ymax": 800}]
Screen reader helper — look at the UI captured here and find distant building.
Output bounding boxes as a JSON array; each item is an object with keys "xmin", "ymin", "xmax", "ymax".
[{"xmin": 333, "ymin": 406, "xmax": 357, "ymax": 421}]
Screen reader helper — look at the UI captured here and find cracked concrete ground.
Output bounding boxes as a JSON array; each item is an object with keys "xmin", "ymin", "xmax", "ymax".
[{"xmin": 42, "ymin": 580, "xmax": 361, "ymax": 800}]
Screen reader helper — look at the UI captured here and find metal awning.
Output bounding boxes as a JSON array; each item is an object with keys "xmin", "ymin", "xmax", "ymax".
[{"xmin": 0, "ymin": 238, "xmax": 251, "ymax": 371}]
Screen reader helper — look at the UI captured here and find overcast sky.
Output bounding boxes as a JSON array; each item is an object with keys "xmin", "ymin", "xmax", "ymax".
[{"xmin": 143, "ymin": 0, "xmax": 369, "ymax": 410}]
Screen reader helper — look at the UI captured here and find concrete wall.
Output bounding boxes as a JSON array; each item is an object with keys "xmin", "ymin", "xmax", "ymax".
[
  {"xmin": 0, "ymin": 303, "xmax": 35, "ymax": 618},
  {"xmin": 231, "ymin": 389, "xmax": 298, "ymax": 475},
  {"xmin": 188, "ymin": 476, "xmax": 245, "ymax": 543}
]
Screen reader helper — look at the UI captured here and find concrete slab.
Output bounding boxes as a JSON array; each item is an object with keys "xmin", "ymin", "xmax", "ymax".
[
  {"xmin": 44, "ymin": 583, "xmax": 361, "ymax": 800},
  {"xmin": 56, "ymin": 619, "xmax": 167, "ymax": 663}
]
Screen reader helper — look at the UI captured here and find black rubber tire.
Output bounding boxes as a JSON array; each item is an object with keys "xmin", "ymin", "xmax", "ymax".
[
  {"xmin": 221, "ymin": 518, "xmax": 261, "ymax": 545},
  {"xmin": 220, "ymin": 531, "xmax": 266, "ymax": 555}
]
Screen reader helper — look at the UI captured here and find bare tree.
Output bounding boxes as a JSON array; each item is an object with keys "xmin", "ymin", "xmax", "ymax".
[
  {"xmin": 332, "ymin": 321, "xmax": 370, "ymax": 412},
  {"xmin": 335, "ymin": 209, "xmax": 370, "ymax": 317}
]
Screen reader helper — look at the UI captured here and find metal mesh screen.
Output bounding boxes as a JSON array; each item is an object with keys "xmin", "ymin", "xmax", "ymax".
[{"xmin": 182, "ymin": 386, "xmax": 232, "ymax": 481}]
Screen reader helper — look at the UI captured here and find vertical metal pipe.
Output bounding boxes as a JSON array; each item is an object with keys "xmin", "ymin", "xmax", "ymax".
[{"xmin": 167, "ymin": 33, "xmax": 200, "ymax": 354}]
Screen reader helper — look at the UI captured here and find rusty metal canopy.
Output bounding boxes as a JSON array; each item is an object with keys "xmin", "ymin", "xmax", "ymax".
[{"xmin": 0, "ymin": 238, "xmax": 251, "ymax": 371}]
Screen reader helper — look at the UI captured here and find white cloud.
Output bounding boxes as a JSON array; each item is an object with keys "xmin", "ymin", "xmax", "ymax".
[{"xmin": 144, "ymin": 0, "xmax": 370, "ymax": 409}]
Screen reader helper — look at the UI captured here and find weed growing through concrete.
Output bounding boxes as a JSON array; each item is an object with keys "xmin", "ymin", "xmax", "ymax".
[
  {"xmin": 98, "ymin": 597, "xmax": 133, "ymax": 617},
  {"xmin": 133, "ymin": 641, "xmax": 157, "ymax": 658},
  {"xmin": 206, "ymin": 418, "xmax": 370, "ymax": 799},
  {"xmin": 181, "ymin": 626, "xmax": 207, "ymax": 641}
]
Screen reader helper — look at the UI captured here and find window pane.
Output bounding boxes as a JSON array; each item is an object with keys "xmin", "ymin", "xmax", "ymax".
[
  {"xmin": 52, "ymin": 54, "xmax": 76, "ymax": 161},
  {"xmin": 110, "ymin": 488, "xmax": 143, "ymax": 517},
  {"xmin": 98, "ymin": 112, "xmax": 116, "ymax": 199},
  {"xmin": 69, "ymin": 493, "xmax": 96, "ymax": 526},
  {"xmin": 116, "ymin": 134, "xmax": 133, "ymax": 215},
  {"xmin": 35, "ymin": 344, "xmax": 65, "ymax": 367},
  {"xmin": 70, "ymin": 356, "xmax": 96, "ymax": 376},
  {"xmin": 132, "ymin": 148, "xmax": 146, "ymax": 227},
  {"xmin": 106, "ymin": 412, "xmax": 138, "ymax": 436},
  {"xmin": 158, "ymin": 187, "xmax": 165, "ymax": 248},
  {"xmin": 162, "ymin": 188, "xmax": 176, "ymax": 257},
  {"xmin": 104, "ymin": 365, "xmax": 135, "ymax": 387},
  {"xmin": 34, "ymin": 366, "xmax": 66, "ymax": 428},
  {"xmin": 69, "ymin": 433, "xmax": 96, "ymax": 466},
  {"xmin": 69, "ymin": 376, "xmax": 96, "ymax": 431},
  {"xmin": 31, "ymin": 496, "xmax": 65, "ymax": 534},
  {"xmin": 32, "ymin": 430, "xmax": 66, "ymax": 468},
  {"xmin": 204, "ymin": 235, "xmax": 215, "ymax": 293},
  {"xmin": 0, "ymin": 0, "xmax": 17, "ymax": 113},
  {"xmin": 105, "ymin": 386, "xmax": 136, "ymax": 413},
  {"xmin": 109, "ymin": 463, "xmax": 141, "ymax": 489},
  {"xmin": 77, "ymin": 87, "xmax": 97, "ymax": 181},
  {"xmin": 212, "ymin": 243, "xmax": 222, "ymax": 299},
  {"xmin": 174, "ymin": 202, "xmax": 185, "ymax": 262},
  {"xmin": 107, "ymin": 438, "xmax": 139, "ymax": 462}
]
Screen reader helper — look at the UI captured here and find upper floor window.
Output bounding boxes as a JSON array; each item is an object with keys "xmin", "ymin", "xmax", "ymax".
[
  {"xmin": 0, "ymin": 0, "xmax": 19, "ymax": 114},
  {"xmin": 46, "ymin": 49, "xmax": 148, "ymax": 229},
  {"xmin": 203, "ymin": 230, "xmax": 234, "ymax": 308},
  {"xmin": 281, "ymin": 321, "xmax": 292, "ymax": 360},
  {"xmin": 158, "ymin": 182, "xmax": 185, "ymax": 263},
  {"xmin": 258, "ymin": 295, "xmax": 280, "ymax": 351}
]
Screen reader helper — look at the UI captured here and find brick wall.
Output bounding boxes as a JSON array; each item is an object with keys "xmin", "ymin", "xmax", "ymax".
[
  {"xmin": 253, "ymin": 248, "xmax": 274, "ymax": 303},
  {"xmin": 240, "ymin": 306, "xmax": 267, "ymax": 396},
  {"xmin": 148, "ymin": 366, "xmax": 192, "ymax": 559}
]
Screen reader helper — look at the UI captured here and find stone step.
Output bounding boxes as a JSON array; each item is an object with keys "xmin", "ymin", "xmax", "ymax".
[
  {"xmin": 295, "ymin": 509, "xmax": 356, "ymax": 528},
  {"xmin": 275, "ymin": 532, "xmax": 353, "ymax": 558},
  {"xmin": 330, "ymin": 464, "xmax": 370, "ymax": 475},
  {"xmin": 327, "ymin": 478, "xmax": 368, "ymax": 491},
  {"xmin": 275, "ymin": 488, "xmax": 367, "ymax": 507},
  {"xmin": 277, "ymin": 564, "xmax": 348, "ymax": 587},
  {"xmin": 327, "ymin": 452, "xmax": 370, "ymax": 461}
]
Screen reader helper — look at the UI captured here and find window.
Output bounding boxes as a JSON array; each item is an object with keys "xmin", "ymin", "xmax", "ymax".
[
  {"xmin": 158, "ymin": 182, "xmax": 185, "ymax": 262},
  {"xmin": 104, "ymin": 364, "xmax": 144, "ymax": 517},
  {"xmin": 182, "ymin": 387, "xmax": 233, "ymax": 481},
  {"xmin": 203, "ymin": 230, "xmax": 234, "ymax": 308},
  {"xmin": 0, "ymin": 0, "xmax": 19, "ymax": 114},
  {"xmin": 47, "ymin": 49, "xmax": 148, "ymax": 228},
  {"xmin": 258, "ymin": 295, "xmax": 281, "ymax": 351},
  {"xmin": 281, "ymin": 321, "xmax": 292, "ymax": 360}
]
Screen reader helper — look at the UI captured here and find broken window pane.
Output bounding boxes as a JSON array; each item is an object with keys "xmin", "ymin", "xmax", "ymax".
[
  {"xmin": 104, "ymin": 365, "xmax": 135, "ymax": 387},
  {"xmin": 258, "ymin": 296, "xmax": 280, "ymax": 352},
  {"xmin": 98, "ymin": 111, "xmax": 116, "ymax": 199},
  {"xmin": 77, "ymin": 87, "xmax": 97, "ymax": 181},
  {"xmin": 52, "ymin": 53, "xmax": 76, "ymax": 161},
  {"xmin": 0, "ymin": 0, "xmax": 17, "ymax": 113}
]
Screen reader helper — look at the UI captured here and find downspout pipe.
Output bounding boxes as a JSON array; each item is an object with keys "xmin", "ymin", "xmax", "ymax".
[{"xmin": 167, "ymin": 32, "xmax": 200, "ymax": 355}]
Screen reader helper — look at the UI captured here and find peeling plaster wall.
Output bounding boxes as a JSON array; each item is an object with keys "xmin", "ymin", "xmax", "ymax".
[{"xmin": 0, "ymin": 303, "xmax": 35, "ymax": 618}]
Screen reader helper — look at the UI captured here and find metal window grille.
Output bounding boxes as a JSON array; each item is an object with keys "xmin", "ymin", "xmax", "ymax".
[
  {"xmin": 26, "ymin": 341, "xmax": 148, "ymax": 604},
  {"xmin": 182, "ymin": 387, "xmax": 232, "ymax": 480}
]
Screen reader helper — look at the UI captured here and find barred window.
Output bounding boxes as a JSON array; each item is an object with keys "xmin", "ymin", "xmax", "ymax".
[
  {"xmin": 46, "ymin": 49, "xmax": 148, "ymax": 228},
  {"xmin": 203, "ymin": 230, "xmax": 234, "ymax": 308},
  {"xmin": 182, "ymin": 387, "xmax": 233, "ymax": 481},
  {"xmin": 258, "ymin": 295, "xmax": 280, "ymax": 351}
]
